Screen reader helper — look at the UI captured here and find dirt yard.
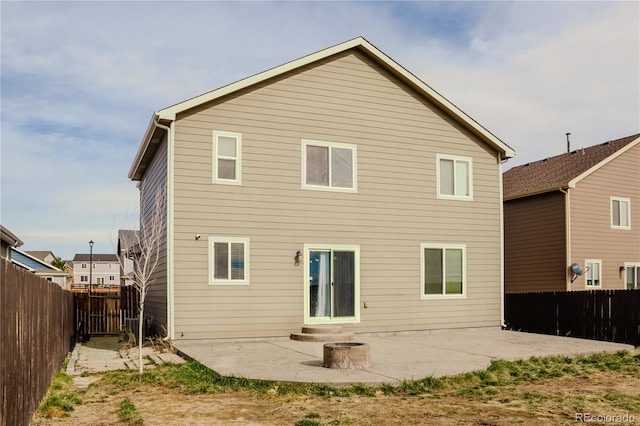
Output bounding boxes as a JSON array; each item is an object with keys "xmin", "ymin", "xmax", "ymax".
[{"xmin": 34, "ymin": 370, "xmax": 639, "ymax": 425}]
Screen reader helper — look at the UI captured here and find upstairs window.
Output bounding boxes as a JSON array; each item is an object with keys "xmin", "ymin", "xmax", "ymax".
[
  {"xmin": 209, "ymin": 237, "xmax": 249, "ymax": 285},
  {"xmin": 303, "ymin": 139, "xmax": 356, "ymax": 192},
  {"xmin": 611, "ymin": 197, "xmax": 630, "ymax": 229},
  {"xmin": 213, "ymin": 131, "xmax": 242, "ymax": 185},
  {"xmin": 437, "ymin": 154, "xmax": 473, "ymax": 200}
]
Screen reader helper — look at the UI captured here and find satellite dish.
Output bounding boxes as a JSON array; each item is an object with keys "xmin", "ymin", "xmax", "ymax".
[{"xmin": 571, "ymin": 263, "xmax": 584, "ymax": 276}]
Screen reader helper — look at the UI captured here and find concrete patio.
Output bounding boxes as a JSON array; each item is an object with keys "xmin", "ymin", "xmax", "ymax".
[{"xmin": 173, "ymin": 328, "xmax": 635, "ymax": 386}]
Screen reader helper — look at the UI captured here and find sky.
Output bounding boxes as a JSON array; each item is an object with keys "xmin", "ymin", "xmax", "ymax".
[{"xmin": 1, "ymin": 1, "xmax": 638, "ymax": 260}]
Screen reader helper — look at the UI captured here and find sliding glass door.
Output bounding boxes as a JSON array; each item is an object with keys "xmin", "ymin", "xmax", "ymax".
[
  {"xmin": 309, "ymin": 251, "xmax": 331, "ymax": 317},
  {"xmin": 306, "ymin": 245, "xmax": 359, "ymax": 323}
]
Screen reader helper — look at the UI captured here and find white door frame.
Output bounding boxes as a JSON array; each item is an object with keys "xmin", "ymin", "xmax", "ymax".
[{"xmin": 303, "ymin": 243, "xmax": 360, "ymax": 325}]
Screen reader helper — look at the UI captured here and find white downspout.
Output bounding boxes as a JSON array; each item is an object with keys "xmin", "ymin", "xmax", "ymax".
[
  {"xmin": 498, "ymin": 152, "xmax": 506, "ymax": 327},
  {"xmin": 153, "ymin": 118, "xmax": 175, "ymax": 341}
]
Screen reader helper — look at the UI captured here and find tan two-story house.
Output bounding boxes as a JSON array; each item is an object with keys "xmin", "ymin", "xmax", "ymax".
[
  {"xmin": 504, "ymin": 134, "xmax": 640, "ymax": 293},
  {"xmin": 129, "ymin": 37, "xmax": 516, "ymax": 340}
]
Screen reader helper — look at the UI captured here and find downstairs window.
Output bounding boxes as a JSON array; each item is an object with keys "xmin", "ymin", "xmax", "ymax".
[{"xmin": 209, "ymin": 237, "xmax": 250, "ymax": 285}]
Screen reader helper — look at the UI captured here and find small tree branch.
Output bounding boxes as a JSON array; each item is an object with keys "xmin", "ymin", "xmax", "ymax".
[{"xmin": 117, "ymin": 187, "xmax": 165, "ymax": 374}]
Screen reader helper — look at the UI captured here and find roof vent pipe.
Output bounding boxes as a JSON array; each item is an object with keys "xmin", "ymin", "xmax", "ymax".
[{"xmin": 566, "ymin": 132, "xmax": 571, "ymax": 153}]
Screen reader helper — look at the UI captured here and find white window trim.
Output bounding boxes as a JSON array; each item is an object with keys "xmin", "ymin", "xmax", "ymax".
[
  {"xmin": 624, "ymin": 263, "xmax": 640, "ymax": 290},
  {"xmin": 420, "ymin": 243, "xmax": 467, "ymax": 300},
  {"xmin": 610, "ymin": 196, "xmax": 631, "ymax": 229},
  {"xmin": 436, "ymin": 154, "xmax": 474, "ymax": 201},
  {"xmin": 213, "ymin": 131, "xmax": 242, "ymax": 185},
  {"xmin": 208, "ymin": 237, "xmax": 250, "ymax": 285},
  {"xmin": 303, "ymin": 243, "xmax": 360, "ymax": 325},
  {"xmin": 301, "ymin": 139, "xmax": 357, "ymax": 193},
  {"xmin": 585, "ymin": 259, "xmax": 602, "ymax": 288}
]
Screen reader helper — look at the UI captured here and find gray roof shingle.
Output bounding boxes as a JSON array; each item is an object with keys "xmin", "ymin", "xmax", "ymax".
[{"xmin": 72, "ymin": 253, "xmax": 119, "ymax": 262}]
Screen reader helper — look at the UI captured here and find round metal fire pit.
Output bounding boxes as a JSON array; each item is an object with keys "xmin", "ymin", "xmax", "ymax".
[{"xmin": 323, "ymin": 342, "xmax": 371, "ymax": 369}]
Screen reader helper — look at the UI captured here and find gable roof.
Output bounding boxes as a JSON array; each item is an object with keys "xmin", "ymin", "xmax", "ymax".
[
  {"xmin": 129, "ymin": 36, "xmax": 515, "ymax": 180},
  {"xmin": 10, "ymin": 248, "xmax": 63, "ymax": 272},
  {"xmin": 72, "ymin": 253, "xmax": 119, "ymax": 262},
  {"xmin": 118, "ymin": 230, "xmax": 140, "ymax": 250},
  {"xmin": 504, "ymin": 134, "xmax": 640, "ymax": 200},
  {"xmin": 118, "ymin": 229, "xmax": 140, "ymax": 257},
  {"xmin": 25, "ymin": 250, "xmax": 56, "ymax": 261}
]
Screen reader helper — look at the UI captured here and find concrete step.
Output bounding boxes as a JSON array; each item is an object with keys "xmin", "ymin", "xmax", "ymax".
[
  {"xmin": 301, "ymin": 325, "xmax": 344, "ymax": 335},
  {"xmin": 290, "ymin": 332, "xmax": 355, "ymax": 342},
  {"xmin": 149, "ymin": 354, "xmax": 163, "ymax": 366}
]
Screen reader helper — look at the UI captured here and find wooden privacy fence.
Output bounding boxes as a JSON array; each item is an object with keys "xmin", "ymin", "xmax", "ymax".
[
  {"xmin": 1, "ymin": 258, "xmax": 74, "ymax": 426},
  {"xmin": 505, "ymin": 289, "xmax": 640, "ymax": 346},
  {"xmin": 73, "ymin": 286, "xmax": 138, "ymax": 336}
]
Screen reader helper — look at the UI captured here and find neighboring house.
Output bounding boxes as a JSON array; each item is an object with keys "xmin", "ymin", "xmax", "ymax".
[
  {"xmin": 26, "ymin": 250, "xmax": 74, "ymax": 287},
  {"xmin": 128, "ymin": 37, "xmax": 516, "ymax": 341},
  {"xmin": 10, "ymin": 247, "xmax": 69, "ymax": 288},
  {"xmin": 0, "ymin": 225, "xmax": 23, "ymax": 259},
  {"xmin": 25, "ymin": 250, "xmax": 57, "ymax": 264},
  {"xmin": 72, "ymin": 254, "xmax": 120, "ymax": 288},
  {"xmin": 118, "ymin": 230, "xmax": 140, "ymax": 286},
  {"xmin": 504, "ymin": 134, "xmax": 640, "ymax": 293}
]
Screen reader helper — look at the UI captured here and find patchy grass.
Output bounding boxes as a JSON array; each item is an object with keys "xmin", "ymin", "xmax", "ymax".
[
  {"xmin": 92, "ymin": 348, "xmax": 639, "ymax": 401},
  {"xmin": 37, "ymin": 372, "xmax": 83, "ymax": 418},
  {"xmin": 604, "ymin": 393, "xmax": 640, "ymax": 412},
  {"xmin": 295, "ymin": 412, "xmax": 323, "ymax": 426},
  {"xmin": 34, "ymin": 348, "xmax": 639, "ymax": 425},
  {"xmin": 116, "ymin": 397, "xmax": 144, "ymax": 424}
]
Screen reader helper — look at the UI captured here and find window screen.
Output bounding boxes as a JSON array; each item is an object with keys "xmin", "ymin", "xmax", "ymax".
[
  {"xmin": 422, "ymin": 245, "xmax": 465, "ymax": 297},
  {"xmin": 438, "ymin": 155, "xmax": 472, "ymax": 198},
  {"xmin": 303, "ymin": 140, "xmax": 355, "ymax": 191},
  {"xmin": 306, "ymin": 145, "xmax": 329, "ymax": 186},
  {"xmin": 439, "ymin": 159, "xmax": 454, "ymax": 196},
  {"xmin": 213, "ymin": 132, "xmax": 241, "ymax": 184},
  {"xmin": 214, "ymin": 242, "xmax": 229, "ymax": 279},
  {"xmin": 331, "ymin": 147, "xmax": 353, "ymax": 188},
  {"xmin": 424, "ymin": 248, "xmax": 443, "ymax": 295}
]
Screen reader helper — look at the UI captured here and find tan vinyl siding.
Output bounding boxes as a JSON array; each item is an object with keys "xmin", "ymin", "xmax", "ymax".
[
  {"xmin": 139, "ymin": 138, "xmax": 168, "ymax": 331},
  {"xmin": 504, "ymin": 191, "xmax": 567, "ymax": 293},
  {"xmin": 170, "ymin": 51, "xmax": 503, "ymax": 339},
  {"xmin": 569, "ymin": 143, "xmax": 640, "ymax": 290}
]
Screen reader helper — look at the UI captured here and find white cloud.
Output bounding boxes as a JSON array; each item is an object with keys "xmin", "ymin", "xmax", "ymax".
[
  {"xmin": 403, "ymin": 2, "xmax": 639, "ymax": 165},
  {"xmin": 1, "ymin": 1, "xmax": 638, "ymax": 258}
]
